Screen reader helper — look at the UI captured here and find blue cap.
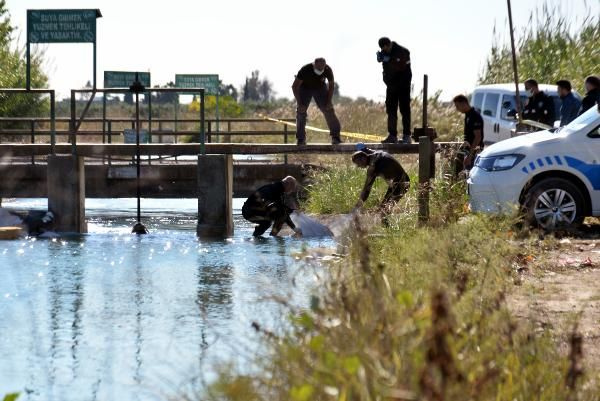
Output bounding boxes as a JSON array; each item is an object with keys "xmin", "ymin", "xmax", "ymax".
[{"xmin": 356, "ymin": 142, "xmax": 366, "ymax": 151}]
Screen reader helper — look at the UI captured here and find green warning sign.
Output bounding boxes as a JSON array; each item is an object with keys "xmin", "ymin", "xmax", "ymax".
[
  {"xmin": 104, "ymin": 71, "xmax": 151, "ymax": 88},
  {"xmin": 175, "ymin": 74, "xmax": 220, "ymax": 95},
  {"xmin": 27, "ymin": 9, "xmax": 101, "ymax": 43}
]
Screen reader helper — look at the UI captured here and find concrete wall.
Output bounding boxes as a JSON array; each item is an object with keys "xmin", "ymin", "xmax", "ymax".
[{"xmin": 0, "ymin": 162, "xmax": 305, "ymax": 199}]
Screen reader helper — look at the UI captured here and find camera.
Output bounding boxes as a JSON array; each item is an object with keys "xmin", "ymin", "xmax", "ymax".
[{"xmin": 376, "ymin": 51, "xmax": 390, "ymax": 63}]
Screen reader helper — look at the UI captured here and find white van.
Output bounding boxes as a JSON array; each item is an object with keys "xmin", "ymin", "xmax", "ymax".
[{"xmin": 470, "ymin": 83, "xmax": 580, "ymax": 144}]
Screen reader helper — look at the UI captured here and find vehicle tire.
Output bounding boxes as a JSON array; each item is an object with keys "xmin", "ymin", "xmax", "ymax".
[{"xmin": 523, "ymin": 178, "xmax": 585, "ymax": 230}]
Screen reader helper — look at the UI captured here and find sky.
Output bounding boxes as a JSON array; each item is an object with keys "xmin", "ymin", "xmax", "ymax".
[{"xmin": 4, "ymin": 0, "xmax": 599, "ymax": 101}]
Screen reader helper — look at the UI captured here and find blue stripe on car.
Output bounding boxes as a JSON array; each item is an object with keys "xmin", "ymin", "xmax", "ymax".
[
  {"xmin": 565, "ymin": 156, "xmax": 600, "ymax": 190},
  {"xmin": 529, "ymin": 162, "xmax": 536, "ymax": 171},
  {"xmin": 545, "ymin": 157, "xmax": 553, "ymax": 165},
  {"xmin": 522, "ymin": 167, "xmax": 528, "ymax": 174},
  {"xmin": 537, "ymin": 158, "xmax": 544, "ymax": 167},
  {"xmin": 554, "ymin": 156, "xmax": 563, "ymax": 165}
]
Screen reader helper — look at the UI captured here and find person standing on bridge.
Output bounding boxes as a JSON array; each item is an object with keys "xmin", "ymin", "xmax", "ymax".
[
  {"xmin": 377, "ymin": 37, "xmax": 412, "ymax": 144},
  {"xmin": 242, "ymin": 176, "xmax": 303, "ymax": 237},
  {"xmin": 292, "ymin": 58, "xmax": 342, "ymax": 145}
]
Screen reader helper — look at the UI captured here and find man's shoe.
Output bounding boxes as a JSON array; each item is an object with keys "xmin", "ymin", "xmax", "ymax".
[
  {"xmin": 381, "ymin": 135, "xmax": 398, "ymax": 144},
  {"xmin": 401, "ymin": 135, "xmax": 412, "ymax": 144},
  {"xmin": 331, "ymin": 136, "xmax": 342, "ymax": 145},
  {"xmin": 296, "ymin": 139, "xmax": 306, "ymax": 146}
]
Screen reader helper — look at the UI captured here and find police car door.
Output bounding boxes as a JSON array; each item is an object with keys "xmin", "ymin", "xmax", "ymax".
[
  {"xmin": 584, "ymin": 118, "xmax": 600, "ymax": 213},
  {"xmin": 481, "ymin": 92, "xmax": 500, "ymax": 144},
  {"xmin": 564, "ymin": 110, "xmax": 600, "ymax": 214}
]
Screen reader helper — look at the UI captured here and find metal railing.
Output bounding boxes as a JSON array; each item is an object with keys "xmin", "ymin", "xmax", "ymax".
[{"xmin": 0, "ymin": 117, "xmax": 294, "ymax": 143}]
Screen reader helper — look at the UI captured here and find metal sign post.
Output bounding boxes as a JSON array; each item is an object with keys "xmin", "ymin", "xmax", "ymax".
[
  {"xmin": 26, "ymin": 9, "xmax": 102, "ymax": 89},
  {"xmin": 175, "ymin": 74, "xmax": 219, "ymax": 142}
]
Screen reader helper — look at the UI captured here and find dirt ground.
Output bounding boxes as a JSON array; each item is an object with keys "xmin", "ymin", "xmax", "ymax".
[{"xmin": 509, "ymin": 223, "xmax": 600, "ymax": 370}]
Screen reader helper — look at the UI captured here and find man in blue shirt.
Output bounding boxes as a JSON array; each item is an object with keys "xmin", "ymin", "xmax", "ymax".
[{"xmin": 556, "ymin": 80, "xmax": 581, "ymax": 126}]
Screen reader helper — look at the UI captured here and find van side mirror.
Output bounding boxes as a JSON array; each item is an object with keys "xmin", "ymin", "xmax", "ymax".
[{"xmin": 483, "ymin": 110, "xmax": 493, "ymax": 116}]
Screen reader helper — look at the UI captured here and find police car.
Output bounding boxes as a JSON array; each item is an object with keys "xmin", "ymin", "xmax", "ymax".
[{"xmin": 468, "ymin": 105, "xmax": 600, "ymax": 229}]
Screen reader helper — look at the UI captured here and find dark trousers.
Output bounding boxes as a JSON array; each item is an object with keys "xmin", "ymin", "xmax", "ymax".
[
  {"xmin": 242, "ymin": 202, "xmax": 289, "ymax": 237},
  {"xmin": 382, "ymin": 176, "xmax": 410, "ymax": 207},
  {"xmin": 296, "ymin": 85, "xmax": 341, "ymax": 141},
  {"xmin": 386, "ymin": 84, "xmax": 411, "ymax": 137}
]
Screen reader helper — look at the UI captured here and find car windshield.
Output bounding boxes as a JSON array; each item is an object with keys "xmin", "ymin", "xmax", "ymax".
[{"xmin": 561, "ymin": 107, "xmax": 600, "ymax": 133}]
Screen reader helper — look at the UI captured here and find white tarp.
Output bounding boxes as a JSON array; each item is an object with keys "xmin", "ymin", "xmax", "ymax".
[{"xmin": 290, "ymin": 212, "xmax": 333, "ymax": 237}]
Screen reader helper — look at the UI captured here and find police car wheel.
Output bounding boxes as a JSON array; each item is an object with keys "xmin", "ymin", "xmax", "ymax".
[{"xmin": 524, "ymin": 178, "xmax": 585, "ymax": 230}]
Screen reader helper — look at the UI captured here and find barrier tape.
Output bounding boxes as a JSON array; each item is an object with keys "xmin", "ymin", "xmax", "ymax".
[{"xmin": 262, "ymin": 116, "xmax": 385, "ymax": 142}]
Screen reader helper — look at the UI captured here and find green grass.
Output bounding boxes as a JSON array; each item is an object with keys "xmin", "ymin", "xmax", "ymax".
[{"xmin": 197, "ymin": 167, "xmax": 599, "ymax": 401}]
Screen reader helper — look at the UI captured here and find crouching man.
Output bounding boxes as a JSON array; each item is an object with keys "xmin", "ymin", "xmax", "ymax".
[
  {"xmin": 352, "ymin": 146, "xmax": 410, "ymax": 215},
  {"xmin": 242, "ymin": 176, "xmax": 303, "ymax": 237}
]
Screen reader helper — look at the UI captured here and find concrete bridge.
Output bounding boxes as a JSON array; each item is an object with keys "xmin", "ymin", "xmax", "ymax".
[{"xmin": 0, "ymin": 141, "xmax": 444, "ymax": 237}]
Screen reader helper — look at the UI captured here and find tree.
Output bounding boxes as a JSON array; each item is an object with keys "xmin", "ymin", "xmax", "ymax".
[
  {"xmin": 242, "ymin": 70, "xmax": 275, "ymax": 102},
  {"xmin": 219, "ymin": 80, "xmax": 238, "ymax": 102},
  {"xmin": 79, "ymin": 80, "xmax": 92, "ymax": 101},
  {"xmin": 0, "ymin": 0, "xmax": 49, "ymax": 125},
  {"xmin": 479, "ymin": 2, "xmax": 599, "ymax": 94}
]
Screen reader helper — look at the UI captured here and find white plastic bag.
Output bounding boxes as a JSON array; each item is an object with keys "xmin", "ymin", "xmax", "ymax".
[{"xmin": 290, "ymin": 212, "xmax": 333, "ymax": 237}]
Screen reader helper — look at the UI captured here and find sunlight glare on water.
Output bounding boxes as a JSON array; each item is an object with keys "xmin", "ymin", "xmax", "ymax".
[{"xmin": 0, "ymin": 198, "xmax": 335, "ymax": 401}]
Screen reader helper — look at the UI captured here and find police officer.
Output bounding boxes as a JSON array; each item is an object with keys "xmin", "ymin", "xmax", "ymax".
[
  {"xmin": 579, "ymin": 75, "xmax": 600, "ymax": 116},
  {"xmin": 292, "ymin": 58, "xmax": 342, "ymax": 145},
  {"xmin": 351, "ymin": 146, "xmax": 410, "ymax": 214},
  {"xmin": 242, "ymin": 176, "xmax": 302, "ymax": 237},
  {"xmin": 556, "ymin": 80, "xmax": 581, "ymax": 126},
  {"xmin": 453, "ymin": 94, "xmax": 484, "ymax": 173},
  {"xmin": 522, "ymin": 79, "xmax": 555, "ymax": 127},
  {"xmin": 377, "ymin": 37, "xmax": 412, "ymax": 144}
]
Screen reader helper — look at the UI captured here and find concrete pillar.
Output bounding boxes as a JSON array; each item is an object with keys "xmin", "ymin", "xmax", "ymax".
[
  {"xmin": 197, "ymin": 154, "xmax": 233, "ymax": 237},
  {"xmin": 47, "ymin": 155, "xmax": 87, "ymax": 233}
]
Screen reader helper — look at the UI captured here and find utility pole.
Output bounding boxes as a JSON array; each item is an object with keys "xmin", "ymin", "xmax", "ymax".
[{"xmin": 507, "ymin": 0, "xmax": 523, "ymax": 124}]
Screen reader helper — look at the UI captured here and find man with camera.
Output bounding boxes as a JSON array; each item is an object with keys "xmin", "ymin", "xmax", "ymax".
[
  {"xmin": 377, "ymin": 37, "xmax": 412, "ymax": 144},
  {"xmin": 292, "ymin": 58, "xmax": 342, "ymax": 145}
]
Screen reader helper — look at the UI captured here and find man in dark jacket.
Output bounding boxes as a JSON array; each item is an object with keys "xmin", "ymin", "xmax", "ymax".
[
  {"xmin": 522, "ymin": 79, "xmax": 555, "ymax": 127},
  {"xmin": 556, "ymin": 80, "xmax": 581, "ymax": 126},
  {"xmin": 579, "ymin": 75, "xmax": 600, "ymax": 116},
  {"xmin": 453, "ymin": 94, "xmax": 484, "ymax": 173},
  {"xmin": 292, "ymin": 58, "xmax": 342, "ymax": 145},
  {"xmin": 377, "ymin": 37, "xmax": 412, "ymax": 144},
  {"xmin": 242, "ymin": 176, "xmax": 302, "ymax": 237},
  {"xmin": 351, "ymin": 148, "xmax": 410, "ymax": 213}
]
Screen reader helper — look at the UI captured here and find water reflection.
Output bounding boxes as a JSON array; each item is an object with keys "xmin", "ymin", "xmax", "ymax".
[{"xmin": 0, "ymin": 199, "xmax": 334, "ymax": 401}]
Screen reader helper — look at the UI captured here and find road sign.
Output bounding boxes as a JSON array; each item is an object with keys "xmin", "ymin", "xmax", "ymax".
[
  {"xmin": 104, "ymin": 71, "xmax": 151, "ymax": 88},
  {"xmin": 175, "ymin": 74, "xmax": 219, "ymax": 95},
  {"xmin": 27, "ymin": 9, "xmax": 101, "ymax": 43},
  {"xmin": 123, "ymin": 129, "xmax": 149, "ymax": 144}
]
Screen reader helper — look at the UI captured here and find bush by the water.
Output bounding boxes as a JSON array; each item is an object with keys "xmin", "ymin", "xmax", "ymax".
[{"xmin": 199, "ymin": 166, "xmax": 598, "ymax": 400}]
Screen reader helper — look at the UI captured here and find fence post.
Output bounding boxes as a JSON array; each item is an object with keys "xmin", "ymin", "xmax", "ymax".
[
  {"xmin": 30, "ymin": 120, "xmax": 35, "ymax": 165},
  {"xmin": 418, "ymin": 135, "xmax": 431, "ymax": 225},
  {"xmin": 225, "ymin": 120, "xmax": 232, "ymax": 143},
  {"xmin": 284, "ymin": 123, "xmax": 288, "ymax": 165},
  {"xmin": 207, "ymin": 121, "xmax": 212, "ymax": 144},
  {"xmin": 70, "ymin": 90, "xmax": 76, "ymax": 155},
  {"xmin": 107, "ymin": 120, "xmax": 112, "ymax": 166}
]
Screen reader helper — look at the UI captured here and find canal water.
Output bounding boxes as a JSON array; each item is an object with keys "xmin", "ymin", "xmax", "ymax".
[{"xmin": 0, "ymin": 198, "xmax": 335, "ymax": 401}]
